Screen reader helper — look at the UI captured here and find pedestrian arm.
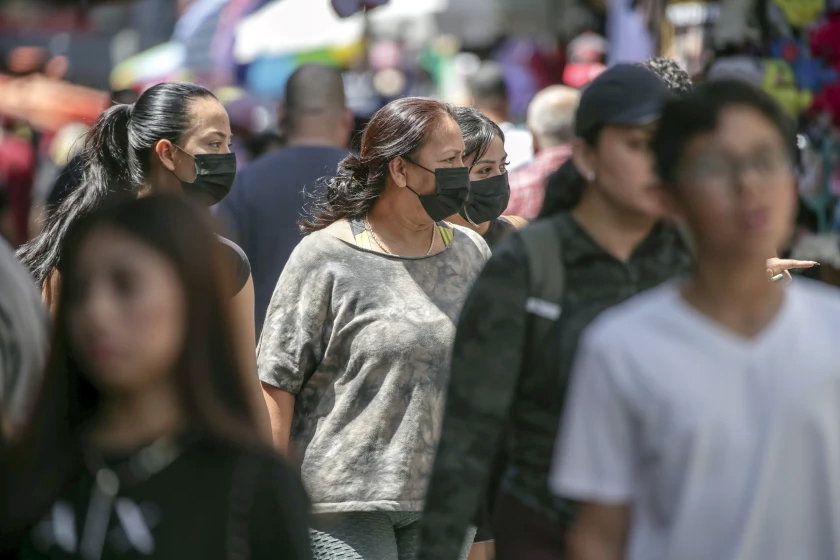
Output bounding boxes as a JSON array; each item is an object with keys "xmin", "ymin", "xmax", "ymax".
[
  {"xmin": 566, "ymin": 502, "xmax": 630, "ymax": 560},
  {"xmin": 230, "ymin": 275, "xmax": 272, "ymax": 443},
  {"xmin": 262, "ymin": 384, "xmax": 295, "ymax": 455}
]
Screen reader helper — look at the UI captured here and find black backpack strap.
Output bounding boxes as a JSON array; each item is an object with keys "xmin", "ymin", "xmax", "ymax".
[
  {"xmin": 227, "ymin": 454, "xmax": 261, "ymax": 560},
  {"xmin": 518, "ymin": 218, "xmax": 565, "ymax": 359}
]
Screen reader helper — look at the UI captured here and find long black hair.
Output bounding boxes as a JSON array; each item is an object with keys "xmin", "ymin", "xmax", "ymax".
[
  {"xmin": 2, "ymin": 195, "xmax": 263, "ymax": 542},
  {"xmin": 300, "ymin": 97, "xmax": 456, "ymax": 233},
  {"xmin": 453, "ymin": 106, "xmax": 505, "ymax": 168},
  {"xmin": 17, "ymin": 82, "xmax": 216, "ymax": 289}
]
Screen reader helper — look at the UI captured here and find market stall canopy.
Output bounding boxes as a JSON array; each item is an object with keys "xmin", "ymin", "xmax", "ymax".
[
  {"xmin": 110, "ymin": 41, "xmax": 187, "ymax": 91},
  {"xmin": 0, "ymin": 73, "xmax": 108, "ymax": 132},
  {"xmin": 234, "ymin": 0, "xmax": 447, "ymax": 64}
]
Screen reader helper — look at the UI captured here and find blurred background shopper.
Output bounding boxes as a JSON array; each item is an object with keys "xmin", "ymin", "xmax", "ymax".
[
  {"xmin": 219, "ymin": 64, "xmax": 351, "ymax": 338},
  {"xmin": 506, "ymin": 86, "xmax": 579, "ymax": 219}
]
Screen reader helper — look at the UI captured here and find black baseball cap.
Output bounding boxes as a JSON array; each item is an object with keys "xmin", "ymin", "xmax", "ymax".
[{"xmin": 574, "ymin": 63, "xmax": 674, "ymax": 137}]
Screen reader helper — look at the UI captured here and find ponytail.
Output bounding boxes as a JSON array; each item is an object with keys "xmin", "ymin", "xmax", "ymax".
[
  {"xmin": 537, "ymin": 125, "xmax": 602, "ymax": 218},
  {"xmin": 299, "ymin": 154, "xmax": 383, "ymax": 233},
  {"xmin": 17, "ymin": 105, "xmax": 136, "ymax": 287},
  {"xmin": 537, "ymin": 159, "xmax": 587, "ymax": 217},
  {"xmin": 82, "ymin": 104, "xmax": 139, "ymax": 197},
  {"xmin": 18, "ymin": 81, "xmax": 215, "ymax": 289}
]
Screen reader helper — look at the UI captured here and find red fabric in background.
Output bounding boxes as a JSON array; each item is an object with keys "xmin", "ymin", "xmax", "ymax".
[{"xmin": 0, "ymin": 133, "xmax": 35, "ymax": 246}]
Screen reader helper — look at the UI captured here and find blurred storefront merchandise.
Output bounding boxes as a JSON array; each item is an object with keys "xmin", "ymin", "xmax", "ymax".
[
  {"xmin": 661, "ymin": 1, "xmax": 720, "ymax": 75},
  {"xmin": 110, "ymin": 41, "xmax": 188, "ymax": 91}
]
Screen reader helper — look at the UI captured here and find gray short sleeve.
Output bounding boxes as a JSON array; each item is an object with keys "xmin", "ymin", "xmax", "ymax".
[
  {"xmin": 257, "ymin": 234, "xmax": 334, "ymax": 394},
  {"xmin": 256, "ymin": 226, "xmax": 489, "ymax": 512}
]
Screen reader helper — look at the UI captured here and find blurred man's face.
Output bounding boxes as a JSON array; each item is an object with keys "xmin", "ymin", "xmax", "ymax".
[{"xmin": 672, "ymin": 105, "xmax": 796, "ymax": 260}]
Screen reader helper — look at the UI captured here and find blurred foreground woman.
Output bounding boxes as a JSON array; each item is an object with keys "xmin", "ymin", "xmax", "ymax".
[{"xmin": 3, "ymin": 196, "xmax": 311, "ymax": 560}]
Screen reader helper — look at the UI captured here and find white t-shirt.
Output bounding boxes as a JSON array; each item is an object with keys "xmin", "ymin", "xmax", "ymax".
[{"xmin": 552, "ymin": 280, "xmax": 840, "ymax": 560}]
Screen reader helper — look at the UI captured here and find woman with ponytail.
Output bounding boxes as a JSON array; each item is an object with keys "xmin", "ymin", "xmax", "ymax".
[
  {"xmin": 17, "ymin": 82, "xmax": 269, "ymax": 440},
  {"xmin": 258, "ymin": 97, "xmax": 489, "ymax": 559}
]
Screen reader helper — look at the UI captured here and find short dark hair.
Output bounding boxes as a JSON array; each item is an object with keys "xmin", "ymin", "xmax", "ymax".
[
  {"xmin": 468, "ymin": 61, "xmax": 508, "ymax": 108},
  {"xmin": 453, "ymin": 107, "xmax": 505, "ymax": 168},
  {"xmin": 653, "ymin": 79, "xmax": 796, "ymax": 187},
  {"xmin": 538, "ymin": 159, "xmax": 587, "ymax": 217},
  {"xmin": 637, "ymin": 58, "xmax": 693, "ymax": 96},
  {"xmin": 283, "ymin": 64, "xmax": 346, "ymax": 133}
]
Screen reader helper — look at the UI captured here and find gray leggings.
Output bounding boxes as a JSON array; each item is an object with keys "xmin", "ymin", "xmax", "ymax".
[{"xmin": 310, "ymin": 511, "xmax": 475, "ymax": 560}]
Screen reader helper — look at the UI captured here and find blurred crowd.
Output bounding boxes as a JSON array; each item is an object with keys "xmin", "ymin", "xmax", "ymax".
[
  {"xmin": 2, "ymin": 51, "xmax": 840, "ymax": 560},
  {"xmin": 4, "ymin": 1, "xmax": 840, "ymax": 557}
]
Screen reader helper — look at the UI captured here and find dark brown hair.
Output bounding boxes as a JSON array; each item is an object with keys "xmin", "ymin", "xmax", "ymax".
[
  {"xmin": 454, "ymin": 106, "xmax": 505, "ymax": 168},
  {"xmin": 300, "ymin": 97, "xmax": 456, "ymax": 232},
  {"xmin": 2, "ymin": 195, "xmax": 263, "ymax": 542}
]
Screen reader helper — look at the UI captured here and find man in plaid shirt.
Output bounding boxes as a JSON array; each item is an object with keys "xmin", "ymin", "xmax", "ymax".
[{"xmin": 506, "ymin": 86, "xmax": 578, "ymax": 219}]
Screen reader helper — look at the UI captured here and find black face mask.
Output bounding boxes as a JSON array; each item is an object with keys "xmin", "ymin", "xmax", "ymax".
[
  {"xmin": 460, "ymin": 172, "xmax": 510, "ymax": 225},
  {"xmin": 404, "ymin": 159, "xmax": 470, "ymax": 222},
  {"xmin": 173, "ymin": 144, "xmax": 237, "ymax": 206}
]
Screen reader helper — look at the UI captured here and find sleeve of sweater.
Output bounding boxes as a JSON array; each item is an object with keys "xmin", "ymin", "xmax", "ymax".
[{"xmin": 257, "ymin": 233, "xmax": 334, "ymax": 394}]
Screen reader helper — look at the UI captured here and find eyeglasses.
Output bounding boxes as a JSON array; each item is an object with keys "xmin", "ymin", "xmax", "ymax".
[{"xmin": 679, "ymin": 149, "xmax": 793, "ymax": 190}]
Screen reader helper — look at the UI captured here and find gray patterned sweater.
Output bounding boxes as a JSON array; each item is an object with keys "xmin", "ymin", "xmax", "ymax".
[{"xmin": 257, "ymin": 225, "xmax": 490, "ymax": 514}]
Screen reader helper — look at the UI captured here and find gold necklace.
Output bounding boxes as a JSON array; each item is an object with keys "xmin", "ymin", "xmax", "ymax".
[{"xmin": 364, "ymin": 215, "xmax": 437, "ymax": 256}]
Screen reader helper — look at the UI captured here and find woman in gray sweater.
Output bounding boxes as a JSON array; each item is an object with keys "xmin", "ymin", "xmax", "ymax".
[{"xmin": 257, "ymin": 97, "xmax": 490, "ymax": 560}]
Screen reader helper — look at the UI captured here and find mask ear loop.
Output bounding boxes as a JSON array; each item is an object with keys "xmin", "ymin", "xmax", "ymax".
[
  {"xmin": 462, "ymin": 206, "xmax": 480, "ymax": 227},
  {"xmin": 401, "ymin": 156, "xmax": 437, "ymax": 197},
  {"xmin": 170, "ymin": 143, "xmax": 198, "ymax": 184}
]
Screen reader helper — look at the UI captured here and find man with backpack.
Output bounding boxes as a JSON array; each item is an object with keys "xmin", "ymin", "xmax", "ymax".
[{"xmin": 417, "ymin": 63, "xmax": 815, "ymax": 560}]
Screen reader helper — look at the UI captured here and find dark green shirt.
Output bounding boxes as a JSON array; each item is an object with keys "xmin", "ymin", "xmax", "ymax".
[{"xmin": 417, "ymin": 213, "xmax": 692, "ymax": 559}]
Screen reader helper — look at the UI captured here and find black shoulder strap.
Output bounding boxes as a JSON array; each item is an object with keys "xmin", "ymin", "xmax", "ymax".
[
  {"xmin": 227, "ymin": 454, "xmax": 261, "ymax": 560},
  {"xmin": 519, "ymin": 218, "xmax": 564, "ymax": 360}
]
